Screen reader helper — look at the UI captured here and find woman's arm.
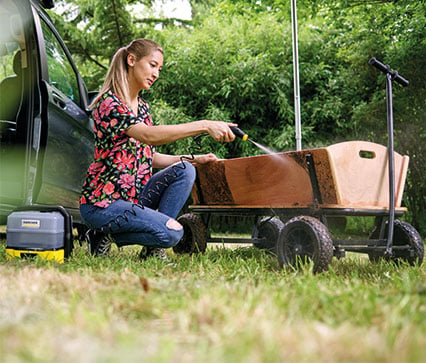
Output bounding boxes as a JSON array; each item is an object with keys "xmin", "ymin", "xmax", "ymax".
[
  {"xmin": 126, "ymin": 120, "xmax": 237, "ymax": 145},
  {"xmin": 153, "ymin": 152, "xmax": 218, "ymax": 169}
]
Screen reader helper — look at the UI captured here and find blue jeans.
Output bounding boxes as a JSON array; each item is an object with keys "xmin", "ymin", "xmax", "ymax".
[{"xmin": 80, "ymin": 161, "xmax": 196, "ymax": 248}]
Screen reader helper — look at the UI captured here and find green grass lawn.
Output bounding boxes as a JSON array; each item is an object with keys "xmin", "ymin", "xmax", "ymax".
[{"xmin": 0, "ymin": 237, "xmax": 425, "ymax": 363}]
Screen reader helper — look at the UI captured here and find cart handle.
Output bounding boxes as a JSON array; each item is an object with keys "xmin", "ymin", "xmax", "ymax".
[
  {"xmin": 368, "ymin": 57, "xmax": 409, "ymax": 87},
  {"xmin": 359, "ymin": 150, "xmax": 376, "ymax": 159}
]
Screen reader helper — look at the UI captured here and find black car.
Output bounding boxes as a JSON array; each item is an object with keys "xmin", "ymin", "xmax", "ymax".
[{"xmin": 0, "ymin": 0, "xmax": 93, "ymax": 229}]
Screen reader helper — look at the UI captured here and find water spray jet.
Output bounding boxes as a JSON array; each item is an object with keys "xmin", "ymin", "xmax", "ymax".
[{"xmin": 230, "ymin": 126, "xmax": 279, "ymax": 157}]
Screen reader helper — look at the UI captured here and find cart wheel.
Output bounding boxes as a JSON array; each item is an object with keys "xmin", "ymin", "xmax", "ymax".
[
  {"xmin": 173, "ymin": 213, "xmax": 207, "ymax": 254},
  {"xmin": 253, "ymin": 217, "xmax": 284, "ymax": 253},
  {"xmin": 369, "ymin": 220, "xmax": 424, "ymax": 266},
  {"xmin": 277, "ymin": 216, "xmax": 333, "ymax": 273}
]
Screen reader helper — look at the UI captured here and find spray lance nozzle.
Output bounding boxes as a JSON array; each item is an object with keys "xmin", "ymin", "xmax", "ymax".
[{"xmin": 230, "ymin": 126, "xmax": 248, "ymax": 141}]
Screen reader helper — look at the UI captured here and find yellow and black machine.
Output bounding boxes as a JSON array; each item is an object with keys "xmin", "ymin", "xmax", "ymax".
[{"xmin": 6, "ymin": 206, "xmax": 73, "ymax": 263}]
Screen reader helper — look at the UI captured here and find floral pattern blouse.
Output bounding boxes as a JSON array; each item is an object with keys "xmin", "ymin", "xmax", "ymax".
[{"xmin": 80, "ymin": 90, "xmax": 155, "ymax": 208}]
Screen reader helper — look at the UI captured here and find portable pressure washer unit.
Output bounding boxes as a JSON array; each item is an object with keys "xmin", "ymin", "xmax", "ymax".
[{"xmin": 6, "ymin": 205, "xmax": 73, "ymax": 263}]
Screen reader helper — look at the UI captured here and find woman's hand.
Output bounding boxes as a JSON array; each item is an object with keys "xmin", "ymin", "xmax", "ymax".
[
  {"xmin": 203, "ymin": 120, "xmax": 238, "ymax": 142},
  {"xmin": 193, "ymin": 153, "xmax": 219, "ymax": 164}
]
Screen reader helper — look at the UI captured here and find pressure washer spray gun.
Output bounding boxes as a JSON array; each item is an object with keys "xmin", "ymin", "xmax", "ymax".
[
  {"xmin": 230, "ymin": 126, "xmax": 248, "ymax": 141},
  {"xmin": 230, "ymin": 126, "xmax": 277, "ymax": 156}
]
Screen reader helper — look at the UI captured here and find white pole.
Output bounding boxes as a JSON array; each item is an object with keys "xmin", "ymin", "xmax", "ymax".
[{"xmin": 291, "ymin": 0, "xmax": 302, "ymax": 150}]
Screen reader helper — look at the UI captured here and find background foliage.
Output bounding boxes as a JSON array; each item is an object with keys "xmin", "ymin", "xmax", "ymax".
[{"xmin": 49, "ymin": 0, "xmax": 425, "ymax": 233}]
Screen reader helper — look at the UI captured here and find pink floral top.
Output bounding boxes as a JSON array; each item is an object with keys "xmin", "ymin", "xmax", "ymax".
[{"xmin": 80, "ymin": 90, "xmax": 155, "ymax": 208}]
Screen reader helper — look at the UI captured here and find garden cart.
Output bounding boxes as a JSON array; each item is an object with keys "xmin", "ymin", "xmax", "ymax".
[{"xmin": 172, "ymin": 59, "xmax": 423, "ymax": 273}]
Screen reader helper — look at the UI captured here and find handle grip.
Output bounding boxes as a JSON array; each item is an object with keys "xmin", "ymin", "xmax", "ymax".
[
  {"xmin": 368, "ymin": 57, "xmax": 409, "ymax": 87},
  {"xmin": 230, "ymin": 126, "xmax": 248, "ymax": 141}
]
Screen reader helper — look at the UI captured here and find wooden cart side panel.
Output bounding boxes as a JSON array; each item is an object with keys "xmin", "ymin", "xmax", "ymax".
[
  {"xmin": 326, "ymin": 141, "xmax": 408, "ymax": 208},
  {"xmin": 193, "ymin": 161, "xmax": 234, "ymax": 205},
  {"xmin": 324, "ymin": 148, "xmax": 343, "ymax": 205},
  {"xmin": 191, "ymin": 141, "xmax": 409, "ymax": 209},
  {"xmin": 309, "ymin": 148, "xmax": 339, "ymax": 205},
  {"xmin": 193, "ymin": 153, "xmax": 316, "ymax": 206},
  {"xmin": 225, "ymin": 153, "xmax": 313, "ymax": 206},
  {"xmin": 396, "ymin": 155, "xmax": 409, "ymax": 207}
]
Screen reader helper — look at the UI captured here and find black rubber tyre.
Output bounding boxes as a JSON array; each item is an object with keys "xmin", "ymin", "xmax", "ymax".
[
  {"xmin": 368, "ymin": 220, "xmax": 424, "ymax": 266},
  {"xmin": 277, "ymin": 216, "xmax": 333, "ymax": 273},
  {"xmin": 252, "ymin": 217, "xmax": 284, "ymax": 253},
  {"xmin": 173, "ymin": 213, "xmax": 207, "ymax": 254},
  {"xmin": 75, "ymin": 223, "xmax": 89, "ymax": 245}
]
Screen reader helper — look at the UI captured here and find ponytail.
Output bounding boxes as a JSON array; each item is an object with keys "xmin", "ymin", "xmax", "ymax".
[{"xmin": 89, "ymin": 39, "xmax": 163, "ymax": 109}]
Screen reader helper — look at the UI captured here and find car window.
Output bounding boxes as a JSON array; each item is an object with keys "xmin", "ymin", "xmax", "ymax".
[
  {"xmin": 40, "ymin": 18, "xmax": 80, "ymax": 103},
  {"xmin": 0, "ymin": 43, "xmax": 20, "ymax": 80},
  {"xmin": 0, "ymin": 1, "xmax": 24, "ymax": 82}
]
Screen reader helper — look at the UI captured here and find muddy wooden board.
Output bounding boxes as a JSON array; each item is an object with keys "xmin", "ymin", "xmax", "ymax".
[{"xmin": 192, "ymin": 141, "xmax": 409, "ymax": 210}]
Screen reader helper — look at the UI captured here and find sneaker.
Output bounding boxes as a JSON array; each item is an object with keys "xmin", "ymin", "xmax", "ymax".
[
  {"xmin": 139, "ymin": 246, "xmax": 167, "ymax": 260},
  {"xmin": 85, "ymin": 229, "xmax": 113, "ymax": 257}
]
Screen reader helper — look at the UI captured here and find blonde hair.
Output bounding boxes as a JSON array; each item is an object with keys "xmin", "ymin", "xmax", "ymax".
[{"xmin": 90, "ymin": 38, "xmax": 163, "ymax": 109}]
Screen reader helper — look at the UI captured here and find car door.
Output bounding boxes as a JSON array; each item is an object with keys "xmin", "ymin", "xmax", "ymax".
[
  {"xmin": 32, "ymin": 7, "xmax": 93, "ymax": 216},
  {"xmin": 0, "ymin": 0, "xmax": 38, "ymax": 223}
]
